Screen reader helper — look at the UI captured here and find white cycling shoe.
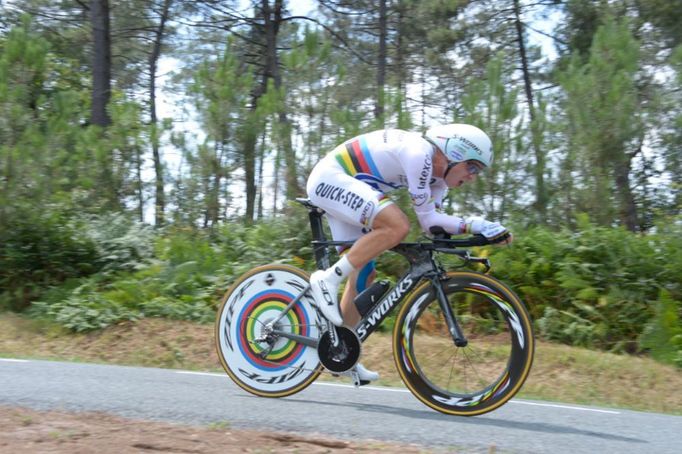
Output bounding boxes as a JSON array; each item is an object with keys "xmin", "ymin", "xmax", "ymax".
[
  {"xmin": 335, "ymin": 363, "xmax": 380, "ymax": 387},
  {"xmin": 309, "ymin": 270, "xmax": 344, "ymax": 326}
]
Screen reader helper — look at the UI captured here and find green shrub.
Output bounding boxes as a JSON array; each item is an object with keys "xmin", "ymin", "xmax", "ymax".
[
  {"xmin": 31, "ymin": 281, "xmax": 139, "ymax": 332},
  {"xmin": 141, "ymin": 296, "xmax": 214, "ymax": 323},
  {"xmin": 639, "ymin": 290, "xmax": 682, "ymax": 367},
  {"xmin": 537, "ymin": 306, "xmax": 597, "ymax": 347},
  {"xmin": 0, "ymin": 208, "xmax": 99, "ymax": 310},
  {"xmin": 0, "ymin": 207, "xmax": 156, "ymax": 311},
  {"xmin": 490, "ymin": 215, "xmax": 681, "ymax": 355},
  {"xmin": 80, "ymin": 212, "xmax": 155, "ymax": 273}
]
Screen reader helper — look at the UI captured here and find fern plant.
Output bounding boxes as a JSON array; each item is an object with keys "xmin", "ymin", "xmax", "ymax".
[{"xmin": 639, "ymin": 290, "xmax": 682, "ymax": 367}]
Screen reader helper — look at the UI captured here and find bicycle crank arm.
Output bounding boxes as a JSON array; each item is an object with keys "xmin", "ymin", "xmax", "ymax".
[{"xmin": 270, "ymin": 330, "xmax": 319, "ymax": 349}]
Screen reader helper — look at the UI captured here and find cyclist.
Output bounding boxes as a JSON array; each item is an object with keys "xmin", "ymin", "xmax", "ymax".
[{"xmin": 306, "ymin": 124, "xmax": 512, "ymax": 383}]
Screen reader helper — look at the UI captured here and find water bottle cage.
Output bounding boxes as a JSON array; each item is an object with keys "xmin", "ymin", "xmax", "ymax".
[{"xmin": 354, "ymin": 280, "xmax": 391, "ymax": 317}]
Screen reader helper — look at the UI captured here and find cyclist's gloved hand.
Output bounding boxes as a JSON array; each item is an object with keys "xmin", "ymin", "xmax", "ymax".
[
  {"xmin": 467, "ymin": 218, "xmax": 513, "ymax": 245},
  {"xmin": 429, "ymin": 226, "xmax": 451, "ymax": 240}
]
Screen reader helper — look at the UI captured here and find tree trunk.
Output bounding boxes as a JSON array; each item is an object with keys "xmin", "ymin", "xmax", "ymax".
[
  {"xmin": 149, "ymin": 0, "xmax": 173, "ymax": 227},
  {"xmin": 257, "ymin": 130, "xmax": 266, "ymax": 219},
  {"xmin": 273, "ymin": 146, "xmax": 281, "ymax": 215},
  {"xmin": 209, "ymin": 152, "xmax": 222, "ymax": 227},
  {"xmin": 513, "ymin": 0, "xmax": 547, "ymax": 222},
  {"xmin": 263, "ymin": 0, "xmax": 300, "ymax": 203},
  {"xmin": 201, "ymin": 157, "xmax": 211, "ymax": 228},
  {"xmin": 203, "ymin": 142, "xmax": 224, "ymax": 228},
  {"xmin": 243, "ymin": 104, "xmax": 259, "ymax": 224},
  {"xmin": 135, "ymin": 144, "xmax": 144, "ymax": 222},
  {"xmin": 90, "ymin": 0, "xmax": 118, "ymax": 210},
  {"xmin": 1, "ymin": 147, "xmax": 13, "ymax": 229},
  {"xmin": 613, "ymin": 156, "xmax": 639, "ymax": 232},
  {"xmin": 90, "ymin": 0, "xmax": 111, "ymax": 127},
  {"xmin": 375, "ymin": 0, "xmax": 387, "ymax": 123},
  {"xmin": 279, "ymin": 110, "xmax": 300, "ymax": 202}
]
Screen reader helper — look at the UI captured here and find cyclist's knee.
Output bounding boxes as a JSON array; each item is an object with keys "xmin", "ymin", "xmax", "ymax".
[
  {"xmin": 374, "ymin": 206, "xmax": 410, "ymax": 243},
  {"xmin": 394, "ymin": 217, "xmax": 410, "ymax": 241}
]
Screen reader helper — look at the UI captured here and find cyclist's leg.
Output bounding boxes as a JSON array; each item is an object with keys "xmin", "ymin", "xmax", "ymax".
[
  {"xmin": 310, "ymin": 189, "xmax": 408, "ymax": 273},
  {"xmin": 344, "ymin": 204, "xmax": 409, "ymax": 268},
  {"xmin": 333, "ymin": 205, "xmax": 410, "ymax": 326},
  {"xmin": 340, "ymin": 260, "xmax": 376, "ymax": 327},
  {"xmin": 307, "ymin": 169, "xmax": 408, "ymax": 325},
  {"xmin": 325, "ymin": 219, "xmax": 367, "ymax": 327},
  {"xmin": 322, "ymin": 220, "xmax": 384, "ymax": 384}
]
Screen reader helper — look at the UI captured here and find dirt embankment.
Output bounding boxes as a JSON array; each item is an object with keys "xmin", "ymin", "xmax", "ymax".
[{"xmin": 1, "ymin": 406, "xmax": 431, "ymax": 454}]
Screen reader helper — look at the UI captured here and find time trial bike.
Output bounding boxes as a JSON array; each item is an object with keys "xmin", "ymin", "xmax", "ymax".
[{"xmin": 215, "ymin": 198, "xmax": 534, "ymax": 416}]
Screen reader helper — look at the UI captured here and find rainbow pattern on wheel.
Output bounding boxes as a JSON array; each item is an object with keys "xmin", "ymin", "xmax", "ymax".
[
  {"xmin": 216, "ymin": 265, "xmax": 322, "ymax": 397},
  {"xmin": 236, "ymin": 289, "xmax": 311, "ymax": 371}
]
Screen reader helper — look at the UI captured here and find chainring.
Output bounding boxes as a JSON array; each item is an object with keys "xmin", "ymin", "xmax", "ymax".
[{"xmin": 317, "ymin": 327, "xmax": 361, "ymax": 373}]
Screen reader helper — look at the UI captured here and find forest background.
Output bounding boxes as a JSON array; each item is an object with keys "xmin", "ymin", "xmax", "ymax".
[{"xmin": 0, "ymin": 0, "xmax": 680, "ymax": 369}]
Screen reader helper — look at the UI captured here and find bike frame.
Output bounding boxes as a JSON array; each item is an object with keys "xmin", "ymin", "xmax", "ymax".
[{"xmin": 299, "ymin": 199, "xmax": 486, "ymax": 344}]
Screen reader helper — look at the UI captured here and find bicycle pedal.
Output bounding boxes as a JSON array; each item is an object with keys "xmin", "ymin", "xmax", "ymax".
[
  {"xmin": 350, "ymin": 369, "xmax": 361, "ymax": 387},
  {"xmin": 349, "ymin": 370, "xmax": 371, "ymax": 387},
  {"xmin": 329, "ymin": 370, "xmax": 367, "ymax": 387}
]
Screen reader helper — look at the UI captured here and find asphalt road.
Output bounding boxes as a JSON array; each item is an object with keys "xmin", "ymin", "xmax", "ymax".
[{"xmin": 1, "ymin": 358, "xmax": 679, "ymax": 453}]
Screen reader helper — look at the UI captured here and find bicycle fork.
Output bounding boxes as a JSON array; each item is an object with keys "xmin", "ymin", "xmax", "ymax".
[{"xmin": 432, "ymin": 276, "xmax": 469, "ymax": 347}]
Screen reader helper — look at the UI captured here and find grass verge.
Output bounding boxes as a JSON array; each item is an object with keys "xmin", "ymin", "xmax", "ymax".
[{"xmin": 1, "ymin": 312, "xmax": 680, "ymax": 415}]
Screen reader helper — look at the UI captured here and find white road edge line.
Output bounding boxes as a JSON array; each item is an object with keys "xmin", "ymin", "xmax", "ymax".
[
  {"xmin": 176, "ymin": 371, "xmax": 225, "ymax": 377},
  {"xmin": 0, "ymin": 358, "xmax": 30, "ymax": 363},
  {"xmin": 313, "ymin": 382, "xmax": 411, "ymax": 393},
  {"xmin": 509, "ymin": 400, "xmax": 621, "ymax": 414},
  {"xmin": 318, "ymin": 383, "xmax": 621, "ymax": 413},
  {"xmin": 176, "ymin": 371, "xmax": 621, "ymax": 414},
  {"xmin": 315, "ymin": 382, "xmax": 623, "ymax": 414},
  {"xmin": 316, "ymin": 382, "xmax": 620, "ymax": 413}
]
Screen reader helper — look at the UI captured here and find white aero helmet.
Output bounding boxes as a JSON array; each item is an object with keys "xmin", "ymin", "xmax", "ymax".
[{"xmin": 424, "ymin": 123, "xmax": 493, "ymax": 168}]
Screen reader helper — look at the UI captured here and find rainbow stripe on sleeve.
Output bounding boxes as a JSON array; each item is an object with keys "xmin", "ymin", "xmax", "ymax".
[
  {"xmin": 334, "ymin": 137, "xmax": 384, "ymax": 179},
  {"xmin": 377, "ymin": 193, "xmax": 391, "ymax": 207}
]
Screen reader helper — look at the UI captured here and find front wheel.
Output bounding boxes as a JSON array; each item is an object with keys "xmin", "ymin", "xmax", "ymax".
[
  {"xmin": 215, "ymin": 264, "xmax": 323, "ymax": 397},
  {"xmin": 393, "ymin": 271, "xmax": 534, "ymax": 416}
]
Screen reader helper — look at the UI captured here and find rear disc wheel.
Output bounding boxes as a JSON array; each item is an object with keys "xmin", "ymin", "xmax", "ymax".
[{"xmin": 215, "ymin": 264, "xmax": 323, "ymax": 397}]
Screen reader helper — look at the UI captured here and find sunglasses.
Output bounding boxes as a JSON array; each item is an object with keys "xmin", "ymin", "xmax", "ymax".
[
  {"xmin": 466, "ymin": 161, "xmax": 484, "ymax": 175},
  {"xmin": 444, "ymin": 161, "xmax": 485, "ymax": 180}
]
